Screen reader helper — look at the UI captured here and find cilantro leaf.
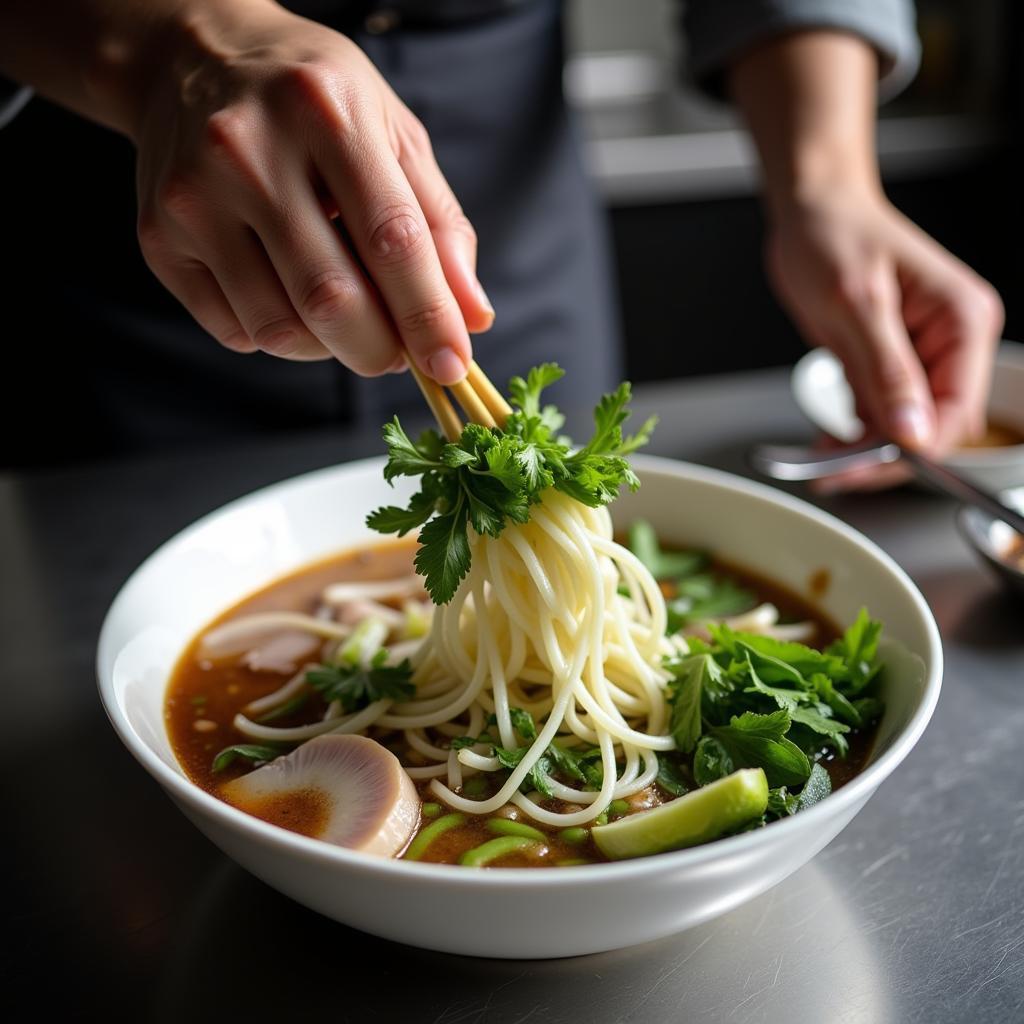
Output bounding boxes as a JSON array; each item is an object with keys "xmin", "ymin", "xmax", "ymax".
[
  {"xmin": 666, "ymin": 653, "xmax": 725, "ymax": 753},
  {"xmin": 305, "ymin": 654, "xmax": 415, "ymax": 713},
  {"xmin": 414, "ymin": 500, "xmax": 471, "ymax": 604},
  {"xmin": 367, "ymin": 365, "xmax": 655, "ymax": 603}
]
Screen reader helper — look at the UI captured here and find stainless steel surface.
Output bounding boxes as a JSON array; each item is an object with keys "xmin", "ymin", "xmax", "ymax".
[
  {"xmin": 4, "ymin": 368, "xmax": 1024, "ymax": 1022},
  {"xmin": 750, "ymin": 440, "xmax": 902, "ymax": 480}
]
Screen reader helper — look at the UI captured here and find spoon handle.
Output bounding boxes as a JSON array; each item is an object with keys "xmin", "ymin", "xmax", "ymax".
[
  {"xmin": 749, "ymin": 441, "xmax": 901, "ymax": 481},
  {"xmin": 901, "ymin": 450, "xmax": 1024, "ymax": 535}
]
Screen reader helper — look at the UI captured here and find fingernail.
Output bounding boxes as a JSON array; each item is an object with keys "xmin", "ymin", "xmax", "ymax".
[
  {"xmin": 888, "ymin": 404, "xmax": 932, "ymax": 449},
  {"xmin": 476, "ymin": 279, "xmax": 495, "ymax": 318},
  {"xmin": 427, "ymin": 349, "xmax": 468, "ymax": 385}
]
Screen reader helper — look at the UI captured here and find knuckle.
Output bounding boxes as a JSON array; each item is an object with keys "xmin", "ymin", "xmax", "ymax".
[
  {"xmin": 299, "ymin": 271, "xmax": 362, "ymax": 322},
  {"xmin": 285, "ymin": 63, "xmax": 362, "ymax": 138},
  {"xmin": 158, "ymin": 174, "xmax": 202, "ymax": 223},
  {"xmin": 252, "ymin": 318, "xmax": 307, "ymax": 356},
  {"xmin": 136, "ymin": 207, "xmax": 167, "ymax": 256},
  {"xmin": 396, "ymin": 296, "xmax": 450, "ymax": 334},
  {"xmin": 367, "ymin": 205, "xmax": 427, "ymax": 263},
  {"xmin": 217, "ymin": 328, "xmax": 257, "ymax": 354},
  {"xmin": 204, "ymin": 107, "xmax": 251, "ymax": 155}
]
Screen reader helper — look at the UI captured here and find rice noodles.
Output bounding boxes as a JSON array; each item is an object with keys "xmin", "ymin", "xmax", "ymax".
[{"xmin": 220, "ymin": 490, "xmax": 812, "ymax": 826}]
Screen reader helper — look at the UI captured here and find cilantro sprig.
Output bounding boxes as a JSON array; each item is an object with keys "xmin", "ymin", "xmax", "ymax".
[
  {"xmin": 367, "ymin": 364, "xmax": 656, "ymax": 603},
  {"xmin": 305, "ymin": 650, "xmax": 415, "ymax": 712}
]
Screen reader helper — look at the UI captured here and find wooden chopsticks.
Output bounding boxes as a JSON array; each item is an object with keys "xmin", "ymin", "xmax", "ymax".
[{"xmin": 409, "ymin": 360, "xmax": 513, "ymax": 441}]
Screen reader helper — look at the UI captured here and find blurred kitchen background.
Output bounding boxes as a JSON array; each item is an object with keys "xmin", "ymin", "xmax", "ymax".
[{"xmin": 564, "ymin": 0, "xmax": 1020, "ymax": 383}]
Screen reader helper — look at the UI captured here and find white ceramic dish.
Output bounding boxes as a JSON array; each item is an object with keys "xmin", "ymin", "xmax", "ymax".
[
  {"xmin": 97, "ymin": 455, "xmax": 942, "ymax": 959},
  {"xmin": 792, "ymin": 342, "xmax": 1024, "ymax": 491},
  {"xmin": 957, "ymin": 486, "xmax": 1024, "ymax": 597}
]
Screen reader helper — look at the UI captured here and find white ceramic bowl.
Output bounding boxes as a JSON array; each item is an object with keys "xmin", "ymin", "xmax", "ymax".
[
  {"xmin": 792, "ymin": 342, "xmax": 1024, "ymax": 491},
  {"xmin": 97, "ymin": 456, "xmax": 942, "ymax": 958}
]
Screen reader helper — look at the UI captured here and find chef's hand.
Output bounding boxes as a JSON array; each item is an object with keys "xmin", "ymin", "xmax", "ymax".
[
  {"xmin": 767, "ymin": 187, "xmax": 1003, "ymax": 490},
  {"xmin": 731, "ymin": 30, "xmax": 1003, "ymax": 490},
  {"xmin": 133, "ymin": 1, "xmax": 491, "ymax": 381}
]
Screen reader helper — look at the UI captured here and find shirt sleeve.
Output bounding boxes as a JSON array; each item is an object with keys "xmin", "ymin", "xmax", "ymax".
[{"xmin": 682, "ymin": 0, "xmax": 920, "ymax": 102}]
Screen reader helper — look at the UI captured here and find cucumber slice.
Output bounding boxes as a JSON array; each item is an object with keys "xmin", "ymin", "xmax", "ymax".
[{"xmin": 592, "ymin": 768, "xmax": 768, "ymax": 860}]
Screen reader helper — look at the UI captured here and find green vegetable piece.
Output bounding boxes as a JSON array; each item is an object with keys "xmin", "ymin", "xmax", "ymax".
[
  {"xmin": 592, "ymin": 768, "xmax": 769, "ymax": 860},
  {"xmin": 559, "ymin": 827, "xmax": 590, "ymax": 845},
  {"xmin": 797, "ymin": 763, "xmax": 832, "ymax": 810},
  {"xmin": 211, "ymin": 743, "xmax": 288, "ymax": 773},
  {"xmin": 462, "ymin": 776, "xmax": 488, "ymax": 797},
  {"xmin": 626, "ymin": 520, "xmax": 706, "ymax": 580},
  {"xmin": 255, "ymin": 691, "xmax": 309, "ymax": 723},
  {"xmin": 421, "ymin": 802, "xmax": 441, "ymax": 818},
  {"xmin": 655, "ymin": 755, "xmax": 690, "ymax": 797},
  {"xmin": 305, "ymin": 649, "xmax": 414, "ymax": 713},
  {"xmin": 404, "ymin": 813, "xmax": 465, "ymax": 861},
  {"xmin": 693, "ymin": 736, "xmax": 733, "ymax": 786},
  {"xmin": 555, "ymin": 858, "xmax": 591, "ymax": 867},
  {"xmin": 486, "ymin": 818, "xmax": 546, "ymax": 841},
  {"xmin": 459, "ymin": 835, "xmax": 544, "ymax": 867},
  {"xmin": 609, "ymin": 799, "xmax": 629, "ymax": 817}
]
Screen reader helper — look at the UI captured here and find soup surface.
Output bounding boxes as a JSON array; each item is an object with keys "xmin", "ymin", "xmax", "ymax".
[
  {"xmin": 955, "ymin": 419, "xmax": 1024, "ymax": 450},
  {"xmin": 166, "ymin": 540, "xmax": 879, "ymax": 867}
]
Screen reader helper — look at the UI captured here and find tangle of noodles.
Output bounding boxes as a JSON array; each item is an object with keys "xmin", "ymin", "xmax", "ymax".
[{"xmin": 223, "ymin": 490, "xmax": 811, "ymax": 826}]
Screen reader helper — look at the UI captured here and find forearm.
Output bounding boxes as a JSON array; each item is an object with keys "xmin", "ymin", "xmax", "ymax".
[
  {"xmin": 0, "ymin": 0, "xmax": 273, "ymax": 136},
  {"xmin": 729, "ymin": 31, "xmax": 882, "ymax": 221}
]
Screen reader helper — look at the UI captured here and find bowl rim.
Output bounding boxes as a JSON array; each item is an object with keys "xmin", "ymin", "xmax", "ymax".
[
  {"xmin": 792, "ymin": 342, "xmax": 1024, "ymax": 467},
  {"xmin": 96, "ymin": 453, "xmax": 943, "ymax": 887}
]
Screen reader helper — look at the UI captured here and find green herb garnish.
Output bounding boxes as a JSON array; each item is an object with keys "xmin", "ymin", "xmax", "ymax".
[
  {"xmin": 212, "ymin": 743, "xmax": 290, "ymax": 773},
  {"xmin": 666, "ymin": 608, "xmax": 884, "ymax": 798},
  {"xmin": 305, "ymin": 650, "xmax": 415, "ymax": 712},
  {"xmin": 367, "ymin": 364, "xmax": 656, "ymax": 603}
]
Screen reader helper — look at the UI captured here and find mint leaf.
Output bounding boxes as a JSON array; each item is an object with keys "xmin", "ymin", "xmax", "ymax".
[
  {"xmin": 796, "ymin": 762, "xmax": 832, "ymax": 810},
  {"xmin": 666, "ymin": 653, "xmax": 725, "ymax": 753},
  {"xmin": 693, "ymin": 735, "xmax": 733, "ymax": 785},
  {"xmin": 711, "ymin": 710, "xmax": 811, "ymax": 788}
]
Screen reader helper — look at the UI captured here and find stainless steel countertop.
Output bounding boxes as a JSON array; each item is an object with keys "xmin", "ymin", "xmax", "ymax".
[{"xmin": 3, "ymin": 368, "xmax": 1022, "ymax": 1022}]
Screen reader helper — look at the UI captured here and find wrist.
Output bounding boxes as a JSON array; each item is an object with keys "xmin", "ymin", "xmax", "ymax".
[
  {"xmin": 85, "ymin": 0, "xmax": 282, "ymax": 139},
  {"xmin": 764, "ymin": 148, "xmax": 883, "ymax": 224}
]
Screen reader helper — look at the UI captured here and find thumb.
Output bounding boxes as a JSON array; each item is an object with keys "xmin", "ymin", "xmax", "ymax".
[{"xmin": 832, "ymin": 272, "xmax": 936, "ymax": 451}]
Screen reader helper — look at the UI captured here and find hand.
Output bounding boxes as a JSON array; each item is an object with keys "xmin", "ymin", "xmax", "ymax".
[
  {"xmin": 766, "ymin": 186, "xmax": 1004, "ymax": 490},
  {"xmin": 132, "ymin": 1, "xmax": 492, "ymax": 381}
]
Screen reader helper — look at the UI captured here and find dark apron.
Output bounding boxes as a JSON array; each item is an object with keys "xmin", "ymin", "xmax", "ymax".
[{"xmin": 1, "ymin": 0, "xmax": 619, "ymax": 467}]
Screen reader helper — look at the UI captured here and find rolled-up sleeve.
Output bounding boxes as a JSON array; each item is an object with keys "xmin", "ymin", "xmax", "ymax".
[{"xmin": 683, "ymin": 0, "xmax": 920, "ymax": 101}]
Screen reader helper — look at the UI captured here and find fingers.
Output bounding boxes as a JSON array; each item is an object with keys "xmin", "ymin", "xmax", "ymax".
[
  {"xmin": 396, "ymin": 121, "xmax": 495, "ymax": 334},
  {"xmin": 199, "ymin": 221, "xmax": 333, "ymax": 361},
  {"xmin": 138, "ymin": 236, "xmax": 256, "ymax": 354},
  {"xmin": 907, "ymin": 275, "xmax": 1004, "ymax": 454},
  {"xmin": 315, "ymin": 121, "xmax": 472, "ymax": 385},
  {"xmin": 826, "ymin": 261, "xmax": 937, "ymax": 452},
  {"xmin": 245, "ymin": 168, "xmax": 405, "ymax": 375}
]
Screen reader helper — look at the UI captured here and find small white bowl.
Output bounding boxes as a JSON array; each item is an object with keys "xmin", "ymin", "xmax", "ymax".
[
  {"xmin": 792, "ymin": 342, "xmax": 1024, "ymax": 491},
  {"xmin": 97, "ymin": 456, "xmax": 942, "ymax": 958},
  {"xmin": 957, "ymin": 486, "xmax": 1024, "ymax": 596}
]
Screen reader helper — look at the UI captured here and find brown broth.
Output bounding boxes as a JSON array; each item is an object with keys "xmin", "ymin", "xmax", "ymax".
[
  {"xmin": 165, "ymin": 539, "xmax": 878, "ymax": 866},
  {"xmin": 955, "ymin": 419, "xmax": 1024, "ymax": 450}
]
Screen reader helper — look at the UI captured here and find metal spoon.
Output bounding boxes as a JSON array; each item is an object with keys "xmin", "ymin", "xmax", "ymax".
[{"xmin": 750, "ymin": 440, "xmax": 1024, "ymax": 536}]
